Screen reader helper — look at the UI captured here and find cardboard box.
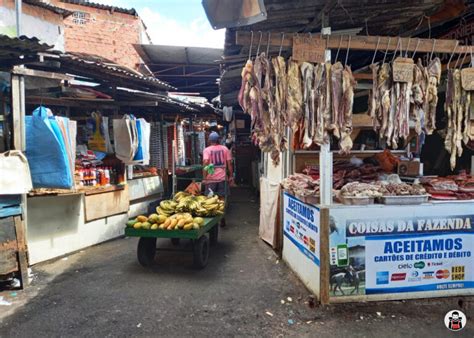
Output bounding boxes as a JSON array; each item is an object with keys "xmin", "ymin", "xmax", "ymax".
[{"xmin": 398, "ymin": 160, "xmax": 422, "ymax": 177}]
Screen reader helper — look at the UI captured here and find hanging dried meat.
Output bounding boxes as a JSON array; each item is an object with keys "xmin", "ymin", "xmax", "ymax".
[
  {"xmin": 444, "ymin": 67, "xmax": 474, "ymax": 170},
  {"xmin": 300, "ymin": 62, "xmax": 315, "ymax": 148},
  {"xmin": 377, "ymin": 63, "xmax": 392, "ymax": 139},
  {"xmin": 286, "ymin": 58, "xmax": 303, "ymax": 132},
  {"xmin": 330, "ymin": 62, "xmax": 344, "ymax": 138},
  {"xmin": 410, "ymin": 60, "xmax": 428, "ymax": 135},
  {"xmin": 312, "ymin": 63, "xmax": 331, "ymax": 145},
  {"xmin": 445, "ymin": 69, "xmax": 461, "ymax": 170},
  {"xmin": 338, "ymin": 65, "xmax": 357, "ymax": 154},
  {"xmin": 368, "ymin": 63, "xmax": 380, "ymax": 131},
  {"xmin": 238, "ymin": 59, "xmax": 263, "ymax": 137},
  {"xmin": 272, "ymin": 56, "xmax": 288, "ymax": 152},
  {"xmin": 257, "ymin": 53, "xmax": 276, "ymax": 153},
  {"xmin": 425, "ymin": 57, "xmax": 441, "ymax": 135}
]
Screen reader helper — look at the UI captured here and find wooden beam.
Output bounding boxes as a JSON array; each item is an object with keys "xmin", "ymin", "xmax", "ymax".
[
  {"xmin": 14, "ymin": 216, "xmax": 29, "ymax": 288},
  {"xmin": 353, "ymin": 73, "xmax": 373, "ymax": 80},
  {"xmin": 11, "ymin": 75, "xmax": 23, "ymax": 151},
  {"xmin": 236, "ymin": 31, "xmax": 472, "ymax": 54},
  {"xmin": 319, "ymin": 208, "xmax": 330, "ymax": 305},
  {"xmin": 12, "ymin": 66, "xmax": 74, "ymax": 81}
]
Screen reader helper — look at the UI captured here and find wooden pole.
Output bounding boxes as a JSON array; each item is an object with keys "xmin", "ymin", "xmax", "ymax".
[{"xmin": 319, "ymin": 208, "xmax": 330, "ymax": 305}]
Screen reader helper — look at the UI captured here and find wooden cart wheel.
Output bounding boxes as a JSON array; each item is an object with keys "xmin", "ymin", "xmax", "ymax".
[
  {"xmin": 193, "ymin": 235, "xmax": 209, "ymax": 269},
  {"xmin": 171, "ymin": 238, "xmax": 180, "ymax": 246},
  {"xmin": 209, "ymin": 224, "xmax": 218, "ymax": 246},
  {"xmin": 137, "ymin": 237, "xmax": 156, "ymax": 267}
]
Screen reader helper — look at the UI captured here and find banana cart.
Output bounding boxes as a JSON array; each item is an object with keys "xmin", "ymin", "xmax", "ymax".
[
  {"xmin": 125, "ymin": 215, "xmax": 222, "ymax": 269},
  {"xmin": 172, "ymin": 165, "xmax": 228, "ymax": 227}
]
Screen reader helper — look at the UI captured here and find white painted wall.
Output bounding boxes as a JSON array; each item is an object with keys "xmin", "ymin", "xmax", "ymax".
[
  {"xmin": 0, "ymin": 7, "xmax": 65, "ymax": 51},
  {"xmin": 26, "ymin": 194, "xmax": 126, "ymax": 265}
]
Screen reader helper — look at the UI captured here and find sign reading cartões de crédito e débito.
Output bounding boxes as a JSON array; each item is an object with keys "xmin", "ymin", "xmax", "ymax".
[
  {"xmin": 329, "ymin": 208, "xmax": 474, "ymax": 297},
  {"xmin": 348, "ymin": 215, "xmax": 473, "ymax": 294},
  {"xmin": 283, "ymin": 193, "xmax": 320, "ymax": 266}
]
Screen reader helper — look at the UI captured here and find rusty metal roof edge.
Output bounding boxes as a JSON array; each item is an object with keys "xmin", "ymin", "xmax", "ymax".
[
  {"xmin": 0, "ymin": 34, "xmax": 54, "ymax": 51},
  {"xmin": 59, "ymin": 0, "xmax": 137, "ymax": 16},
  {"xmin": 23, "ymin": 0, "xmax": 74, "ymax": 17}
]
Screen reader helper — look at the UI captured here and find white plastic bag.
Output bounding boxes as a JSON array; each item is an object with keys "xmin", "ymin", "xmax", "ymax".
[
  {"xmin": 0, "ymin": 151, "xmax": 33, "ymax": 194},
  {"xmin": 113, "ymin": 115, "xmax": 138, "ymax": 164}
]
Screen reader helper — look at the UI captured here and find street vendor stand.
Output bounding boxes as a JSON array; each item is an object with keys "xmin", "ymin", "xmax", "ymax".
[{"xmin": 235, "ymin": 30, "xmax": 474, "ymax": 304}]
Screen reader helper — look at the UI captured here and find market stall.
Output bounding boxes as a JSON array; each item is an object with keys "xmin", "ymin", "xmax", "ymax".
[
  {"xmin": 233, "ymin": 29, "xmax": 474, "ymax": 304},
  {"xmin": 1, "ymin": 48, "xmax": 222, "ymax": 265}
]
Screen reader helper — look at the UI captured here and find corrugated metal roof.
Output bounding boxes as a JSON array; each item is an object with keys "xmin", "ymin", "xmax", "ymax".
[
  {"xmin": 59, "ymin": 0, "xmax": 137, "ymax": 16},
  {"xmin": 134, "ymin": 44, "xmax": 223, "ymax": 100},
  {"xmin": 24, "ymin": 0, "xmax": 73, "ymax": 17},
  {"xmin": 136, "ymin": 45, "xmax": 224, "ymax": 65},
  {"xmin": 58, "ymin": 52, "xmax": 175, "ymax": 91},
  {"xmin": 0, "ymin": 34, "xmax": 53, "ymax": 67}
]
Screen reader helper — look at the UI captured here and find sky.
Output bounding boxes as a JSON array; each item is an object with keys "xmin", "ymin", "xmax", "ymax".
[{"xmin": 93, "ymin": 0, "xmax": 225, "ymax": 48}]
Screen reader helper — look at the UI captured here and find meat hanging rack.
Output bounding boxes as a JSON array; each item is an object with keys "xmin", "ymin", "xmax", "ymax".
[{"xmin": 235, "ymin": 32, "xmax": 473, "ymax": 55}]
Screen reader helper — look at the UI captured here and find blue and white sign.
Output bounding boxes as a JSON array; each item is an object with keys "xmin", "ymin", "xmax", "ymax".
[
  {"xmin": 329, "ymin": 203, "xmax": 474, "ymax": 297},
  {"xmin": 365, "ymin": 232, "xmax": 473, "ymax": 293},
  {"xmin": 283, "ymin": 192, "xmax": 320, "ymax": 266}
]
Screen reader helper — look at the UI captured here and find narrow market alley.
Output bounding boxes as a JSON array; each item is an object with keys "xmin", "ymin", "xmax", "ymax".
[{"xmin": 0, "ymin": 188, "xmax": 471, "ymax": 337}]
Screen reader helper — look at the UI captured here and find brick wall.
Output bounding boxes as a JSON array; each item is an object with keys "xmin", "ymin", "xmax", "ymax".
[{"xmin": 49, "ymin": 0, "xmax": 143, "ymax": 70}]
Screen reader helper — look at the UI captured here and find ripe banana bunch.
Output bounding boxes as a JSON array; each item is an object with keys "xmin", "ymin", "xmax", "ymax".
[
  {"xmin": 156, "ymin": 200, "xmax": 177, "ymax": 216},
  {"xmin": 158, "ymin": 192, "xmax": 226, "ymax": 218}
]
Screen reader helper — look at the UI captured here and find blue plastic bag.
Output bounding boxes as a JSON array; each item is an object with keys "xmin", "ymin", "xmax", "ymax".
[{"xmin": 25, "ymin": 107, "xmax": 73, "ymax": 189}]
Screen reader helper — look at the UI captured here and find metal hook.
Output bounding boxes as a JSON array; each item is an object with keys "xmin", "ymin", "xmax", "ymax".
[
  {"xmin": 371, "ymin": 36, "xmax": 380, "ymax": 65},
  {"xmin": 266, "ymin": 31, "xmax": 271, "ymax": 56},
  {"xmin": 391, "ymin": 37, "xmax": 401, "ymax": 63},
  {"xmin": 344, "ymin": 35, "xmax": 351, "ymax": 67},
  {"xmin": 429, "ymin": 39, "xmax": 436, "ymax": 61},
  {"xmin": 256, "ymin": 31, "xmax": 263, "ymax": 56},
  {"xmin": 412, "ymin": 38, "xmax": 421, "ymax": 59},
  {"xmin": 405, "ymin": 38, "xmax": 411, "ymax": 58},
  {"xmin": 335, "ymin": 35, "xmax": 343, "ymax": 62},
  {"xmin": 460, "ymin": 50, "xmax": 468, "ymax": 69},
  {"xmin": 248, "ymin": 31, "xmax": 254, "ymax": 60},
  {"xmin": 471, "ymin": 46, "xmax": 473, "ymax": 67},
  {"xmin": 447, "ymin": 42, "xmax": 459, "ymax": 69},
  {"xmin": 382, "ymin": 37, "xmax": 391, "ymax": 64},
  {"xmin": 454, "ymin": 48, "xmax": 463, "ymax": 68},
  {"xmin": 278, "ymin": 32, "xmax": 284, "ymax": 57}
]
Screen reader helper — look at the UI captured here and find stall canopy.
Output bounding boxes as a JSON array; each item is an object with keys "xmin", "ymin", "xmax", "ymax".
[
  {"xmin": 20, "ymin": 51, "xmax": 219, "ymax": 116},
  {"xmin": 135, "ymin": 45, "xmax": 222, "ymax": 100},
  {"xmin": 219, "ymin": 0, "xmax": 468, "ymax": 106}
]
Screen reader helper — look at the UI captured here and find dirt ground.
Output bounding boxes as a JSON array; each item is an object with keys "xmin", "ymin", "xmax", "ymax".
[{"xmin": 0, "ymin": 188, "xmax": 472, "ymax": 337}]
